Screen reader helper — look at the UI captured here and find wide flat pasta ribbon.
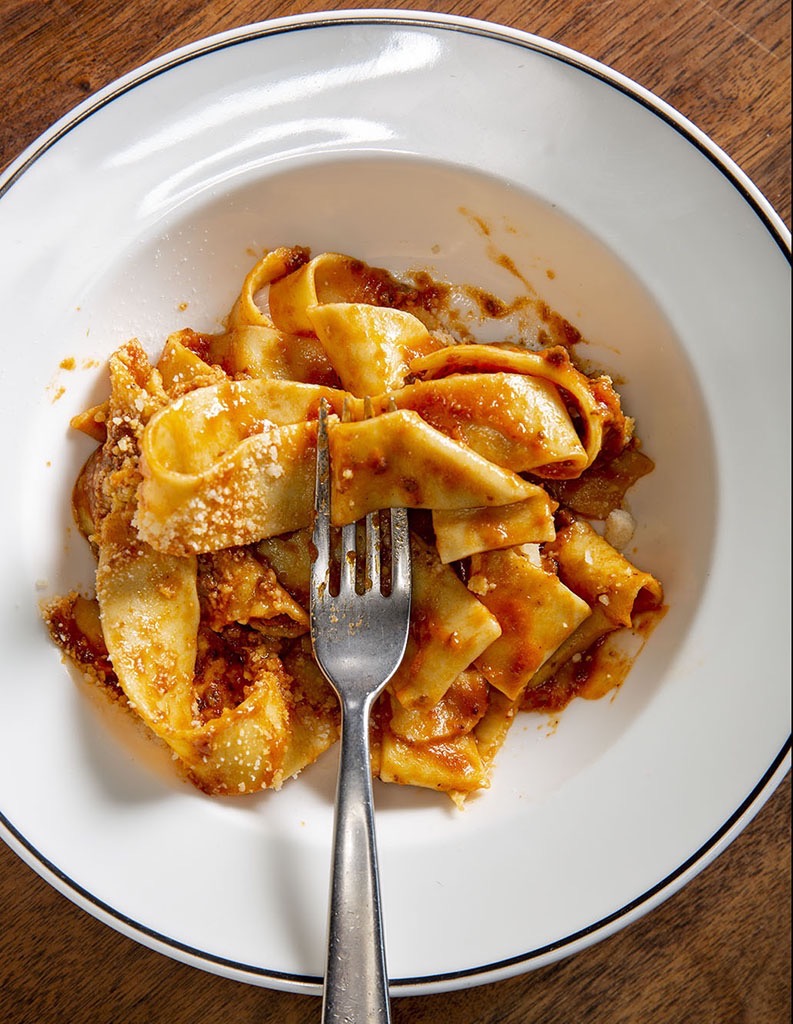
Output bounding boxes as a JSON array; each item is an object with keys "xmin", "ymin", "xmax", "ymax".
[
  {"xmin": 468, "ymin": 547, "xmax": 592, "ymax": 699},
  {"xmin": 166, "ymin": 325, "xmax": 339, "ymax": 388},
  {"xmin": 268, "ymin": 250, "xmax": 411, "ymax": 334},
  {"xmin": 136, "ymin": 379, "xmax": 347, "ymax": 554},
  {"xmin": 387, "ymin": 668, "xmax": 489, "ymax": 744},
  {"xmin": 307, "ymin": 302, "xmax": 438, "ymax": 395},
  {"xmin": 525, "ymin": 605, "xmax": 618, "ymax": 692},
  {"xmin": 329, "ymin": 409, "xmax": 540, "ymax": 524},
  {"xmin": 356, "ymin": 372, "xmax": 587, "ymax": 474},
  {"xmin": 379, "ymin": 668, "xmax": 491, "ymax": 798},
  {"xmin": 389, "ymin": 535, "xmax": 502, "ymax": 709},
  {"xmin": 410, "ymin": 344, "xmax": 633, "ymax": 477},
  {"xmin": 546, "ymin": 519, "xmax": 663, "ymax": 626},
  {"xmin": 137, "ymin": 379, "xmax": 541, "ymax": 550},
  {"xmin": 378, "ymin": 730, "xmax": 487, "ymax": 797},
  {"xmin": 97, "ymin": 509, "xmax": 298, "ymax": 792},
  {"xmin": 432, "ymin": 496, "xmax": 558, "ymax": 564}
]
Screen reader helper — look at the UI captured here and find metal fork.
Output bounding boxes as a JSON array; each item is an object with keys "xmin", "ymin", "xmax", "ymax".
[{"xmin": 310, "ymin": 398, "xmax": 412, "ymax": 1024}]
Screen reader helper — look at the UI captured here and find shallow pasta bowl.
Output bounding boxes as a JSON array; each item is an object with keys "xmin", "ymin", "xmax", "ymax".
[{"xmin": 0, "ymin": 10, "xmax": 789, "ymax": 996}]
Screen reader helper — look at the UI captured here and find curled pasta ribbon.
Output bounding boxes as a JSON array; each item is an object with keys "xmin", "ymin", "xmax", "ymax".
[
  {"xmin": 410, "ymin": 344, "xmax": 633, "ymax": 477},
  {"xmin": 267, "ymin": 251, "xmax": 400, "ymax": 334},
  {"xmin": 226, "ymin": 245, "xmax": 311, "ymax": 330},
  {"xmin": 137, "ymin": 379, "xmax": 347, "ymax": 555},
  {"xmin": 268, "ymin": 250, "xmax": 444, "ymax": 394},
  {"xmin": 522, "ymin": 521, "xmax": 666, "ymax": 696},
  {"xmin": 467, "ymin": 547, "xmax": 592, "ymax": 700},
  {"xmin": 351, "ymin": 372, "xmax": 587, "ymax": 475},
  {"xmin": 97, "ymin": 506, "xmax": 332, "ymax": 794},
  {"xmin": 329, "ymin": 410, "xmax": 541, "ymax": 524},
  {"xmin": 546, "ymin": 519, "xmax": 664, "ymax": 627},
  {"xmin": 179, "ymin": 247, "xmax": 339, "ymax": 386},
  {"xmin": 307, "ymin": 302, "xmax": 440, "ymax": 395},
  {"xmin": 389, "ymin": 535, "xmax": 503, "ymax": 710}
]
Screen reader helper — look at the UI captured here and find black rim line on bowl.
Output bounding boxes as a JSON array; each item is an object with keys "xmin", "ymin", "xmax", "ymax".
[
  {"xmin": 1, "ymin": 11, "xmax": 790, "ymax": 993},
  {"xmin": 1, "ymin": 743, "xmax": 789, "ymax": 990},
  {"xmin": 0, "ymin": 12, "xmax": 791, "ymax": 259}
]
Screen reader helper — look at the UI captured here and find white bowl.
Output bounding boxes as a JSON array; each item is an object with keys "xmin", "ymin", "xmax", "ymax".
[{"xmin": 0, "ymin": 11, "xmax": 789, "ymax": 996}]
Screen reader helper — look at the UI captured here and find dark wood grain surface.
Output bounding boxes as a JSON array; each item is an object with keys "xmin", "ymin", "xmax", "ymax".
[{"xmin": 0, "ymin": 2, "xmax": 790, "ymax": 1022}]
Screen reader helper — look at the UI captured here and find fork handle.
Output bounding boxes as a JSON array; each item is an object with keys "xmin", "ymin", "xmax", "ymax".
[{"xmin": 322, "ymin": 693, "xmax": 391, "ymax": 1024}]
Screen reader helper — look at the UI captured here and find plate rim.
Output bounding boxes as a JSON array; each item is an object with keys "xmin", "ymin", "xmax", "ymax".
[
  {"xmin": 0, "ymin": 8, "xmax": 790, "ymax": 997},
  {"xmin": 1, "ymin": 744, "xmax": 789, "ymax": 995},
  {"xmin": 1, "ymin": 9, "xmax": 790, "ymax": 255}
]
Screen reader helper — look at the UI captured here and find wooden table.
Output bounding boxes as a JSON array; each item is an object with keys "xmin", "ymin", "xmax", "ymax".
[{"xmin": 1, "ymin": 2, "xmax": 789, "ymax": 1021}]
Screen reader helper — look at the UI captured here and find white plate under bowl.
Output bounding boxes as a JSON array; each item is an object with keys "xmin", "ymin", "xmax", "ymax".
[{"xmin": 0, "ymin": 11, "xmax": 789, "ymax": 996}]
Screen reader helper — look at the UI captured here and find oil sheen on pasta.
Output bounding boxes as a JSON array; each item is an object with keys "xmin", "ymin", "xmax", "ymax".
[{"xmin": 44, "ymin": 246, "xmax": 664, "ymax": 805}]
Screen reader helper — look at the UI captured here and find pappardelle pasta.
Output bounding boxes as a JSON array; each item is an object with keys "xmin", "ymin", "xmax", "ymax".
[{"xmin": 45, "ymin": 246, "xmax": 664, "ymax": 805}]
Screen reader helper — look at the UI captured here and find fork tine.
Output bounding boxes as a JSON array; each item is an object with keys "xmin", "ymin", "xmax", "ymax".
[
  {"xmin": 360, "ymin": 397, "xmax": 382, "ymax": 594},
  {"xmin": 339, "ymin": 521, "xmax": 357, "ymax": 593},
  {"xmin": 335, "ymin": 397, "xmax": 357, "ymax": 593},
  {"xmin": 311, "ymin": 399, "xmax": 331, "ymax": 594},
  {"xmin": 365, "ymin": 511, "xmax": 381, "ymax": 592},
  {"xmin": 390, "ymin": 506, "xmax": 411, "ymax": 594}
]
